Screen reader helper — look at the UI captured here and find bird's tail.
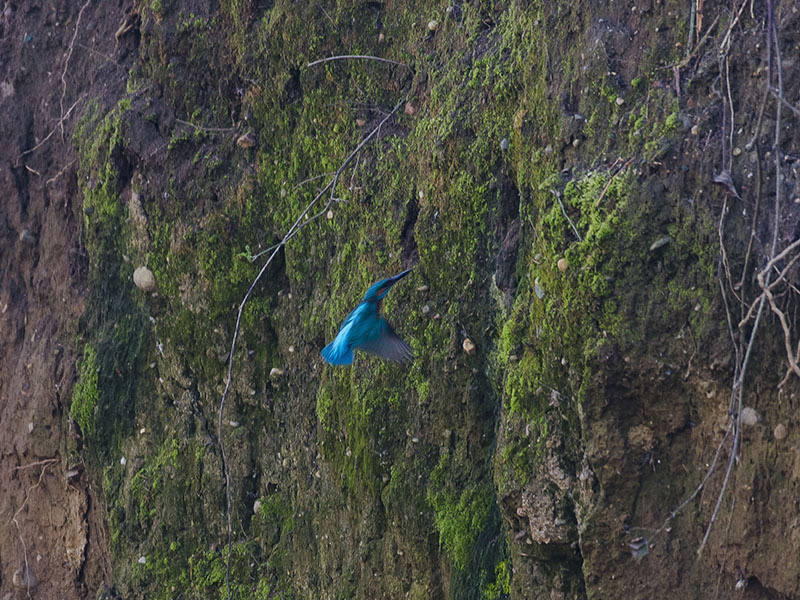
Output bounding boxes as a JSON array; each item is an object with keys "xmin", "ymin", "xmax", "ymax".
[{"xmin": 321, "ymin": 340, "xmax": 354, "ymax": 365}]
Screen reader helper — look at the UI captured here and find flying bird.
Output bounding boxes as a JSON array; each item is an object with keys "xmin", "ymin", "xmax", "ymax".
[{"xmin": 321, "ymin": 269, "xmax": 414, "ymax": 366}]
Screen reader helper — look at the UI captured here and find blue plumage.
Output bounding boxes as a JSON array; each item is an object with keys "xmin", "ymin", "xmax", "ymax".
[{"xmin": 321, "ymin": 269, "xmax": 414, "ymax": 365}]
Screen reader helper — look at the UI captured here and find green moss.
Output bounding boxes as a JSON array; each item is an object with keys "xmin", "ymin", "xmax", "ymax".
[
  {"xmin": 482, "ymin": 560, "xmax": 512, "ymax": 600},
  {"xmin": 70, "ymin": 344, "xmax": 99, "ymax": 438},
  {"xmin": 72, "ymin": 1, "xmax": 720, "ymax": 598},
  {"xmin": 427, "ymin": 454, "xmax": 494, "ymax": 570}
]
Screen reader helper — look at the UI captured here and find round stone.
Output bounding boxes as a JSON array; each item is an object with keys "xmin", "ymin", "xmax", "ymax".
[
  {"xmin": 462, "ymin": 338, "xmax": 476, "ymax": 356},
  {"xmin": 741, "ymin": 407, "xmax": 759, "ymax": 427},
  {"xmin": 133, "ymin": 266, "xmax": 156, "ymax": 292}
]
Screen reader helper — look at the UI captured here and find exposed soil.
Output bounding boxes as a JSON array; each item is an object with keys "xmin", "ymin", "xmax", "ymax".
[{"xmin": 0, "ymin": 2, "xmax": 136, "ymax": 597}]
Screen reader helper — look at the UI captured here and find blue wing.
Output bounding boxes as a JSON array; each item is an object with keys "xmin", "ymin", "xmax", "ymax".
[
  {"xmin": 321, "ymin": 339, "xmax": 354, "ymax": 365},
  {"xmin": 321, "ymin": 306, "xmax": 362, "ymax": 365},
  {"xmin": 356, "ymin": 318, "xmax": 414, "ymax": 363}
]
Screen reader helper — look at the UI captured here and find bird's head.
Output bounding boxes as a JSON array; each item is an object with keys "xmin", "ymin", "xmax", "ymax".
[{"xmin": 362, "ymin": 268, "xmax": 412, "ymax": 302}]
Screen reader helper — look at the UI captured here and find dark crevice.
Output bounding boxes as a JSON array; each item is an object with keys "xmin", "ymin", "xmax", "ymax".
[{"xmin": 401, "ymin": 193, "xmax": 419, "ymax": 268}]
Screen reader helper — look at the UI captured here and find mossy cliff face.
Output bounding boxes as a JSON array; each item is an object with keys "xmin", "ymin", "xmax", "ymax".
[{"xmin": 66, "ymin": 0, "xmax": 800, "ymax": 599}]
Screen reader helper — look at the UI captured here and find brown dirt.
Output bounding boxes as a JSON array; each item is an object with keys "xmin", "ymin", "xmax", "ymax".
[{"xmin": 0, "ymin": 2, "xmax": 136, "ymax": 597}]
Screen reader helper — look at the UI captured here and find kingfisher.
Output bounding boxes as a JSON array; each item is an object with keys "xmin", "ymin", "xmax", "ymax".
[{"xmin": 321, "ymin": 269, "xmax": 414, "ymax": 365}]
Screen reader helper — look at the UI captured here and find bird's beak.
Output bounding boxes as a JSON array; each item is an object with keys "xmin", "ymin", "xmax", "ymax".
[{"xmin": 389, "ymin": 268, "xmax": 412, "ymax": 286}]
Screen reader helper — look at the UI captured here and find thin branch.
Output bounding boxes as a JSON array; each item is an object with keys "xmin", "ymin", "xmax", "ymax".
[
  {"xmin": 594, "ymin": 156, "xmax": 635, "ymax": 208},
  {"xmin": 738, "ymin": 238, "xmax": 800, "ymax": 327},
  {"xmin": 551, "ymin": 190, "xmax": 582, "ymax": 242},
  {"xmin": 647, "ymin": 420, "xmax": 733, "ymax": 541},
  {"xmin": 13, "ymin": 458, "xmax": 58, "ymax": 471},
  {"xmin": 307, "ymin": 54, "xmax": 411, "ymax": 70},
  {"xmin": 697, "ymin": 3, "xmax": 785, "ymax": 557},
  {"xmin": 60, "ymin": 0, "xmax": 92, "ymax": 140},
  {"xmin": 219, "ymin": 100, "xmax": 404, "ymax": 599},
  {"xmin": 291, "ymin": 171, "xmax": 336, "ymax": 192},
  {"xmin": 15, "ymin": 97, "xmax": 84, "ymax": 165},
  {"xmin": 768, "ymin": 88, "xmax": 800, "ymax": 119},
  {"xmin": 175, "ymin": 119, "xmax": 237, "ymax": 134},
  {"xmin": 758, "ymin": 266, "xmax": 800, "ymax": 379},
  {"xmin": 661, "ymin": 14, "xmax": 720, "ymax": 71},
  {"xmin": 12, "ymin": 460, "xmax": 57, "ymax": 598},
  {"xmin": 46, "ymin": 158, "xmax": 77, "ymax": 186}
]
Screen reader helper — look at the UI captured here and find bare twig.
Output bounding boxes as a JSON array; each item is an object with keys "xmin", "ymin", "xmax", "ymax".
[
  {"xmin": 550, "ymin": 189, "xmax": 582, "ymax": 242},
  {"xmin": 175, "ymin": 119, "xmax": 237, "ymax": 134},
  {"xmin": 697, "ymin": 3, "xmax": 786, "ymax": 558},
  {"xmin": 307, "ymin": 54, "xmax": 411, "ymax": 70},
  {"xmin": 738, "ymin": 238, "xmax": 800, "ymax": 327},
  {"xmin": 13, "ymin": 458, "xmax": 58, "ymax": 471},
  {"xmin": 291, "ymin": 171, "xmax": 336, "ymax": 193},
  {"xmin": 768, "ymin": 88, "xmax": 800, "ymax": 119},
  {"xmin": 15, "ymin": 97, "xmax": 84, "ymax": 165},
  {"xmin": 645, "ymin": 420, "xmax": 733, "ymax": 542},
  {"xmin": 719, "ymin": 0, "xmax": 750, "ymax": 54},
  {"xmin": 12, "ymin": 459, "xmax": 58, "ymax": 598},
  {"xmin": 60, "ymin": 0, "xmax": 92, "ymax": 140},
  {"xmin": 594, "ymin": 156, "xmax": 635, "ymax": 208},
  {"xmin": 46, "ymin": 159, "xmax": 77, "ymax": 186},
  {"xmin": 758, "ymin": 266, "xmax": 800, "ymax": 379},
  {"xmin": 219, "ymin": 100, "xmax": 404, "ymax": 598},
  {"xmin": 661, "ymin": 14, "xmax": 720, "ymax": 71}
]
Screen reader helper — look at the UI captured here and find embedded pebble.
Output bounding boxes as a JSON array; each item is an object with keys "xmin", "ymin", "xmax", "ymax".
[
  {"xmin": 462, "ymin": 338, "xmax": 476, "ymax": 356},
  {"xmin": 544, "ymin": 144, "xmax": 553, "ymax": 155},
  {"xmin": 615, "ymin": 96, "xmax": 625, "ymax": 106},
  {"xmin": 326, "ymin": 210, "xmax": 333, "ymax": 219},
  {"xmin": 741, "ymin": 407, "xmax": 759, "ymax": 426},
  {"xmin": 12, "ymin": 566, "xmax": 37, "ymax": 590},
  {"xmin": 133, "ymin": 266, "xmax": 157, "ymax": 292},
  {"xmin": 427, "ymin": 19, "xmax": 438, "ymax": 31},
  {"xmin": 649, "ymin": 235, "xmax": 671, "ymax": 251},
  {"xmin": 774, "ymin": 423, "xmax": 788, "ymax": 440},
  {"xmin": 253, "ymin": 499, "xmax": 262, "ymax": 514},
  {"xmin": 733, "ymin": 147, "xmax": 742, "ymax": 157},
  {"xmin": 120, "ymin": 457, "xmax": 127, "ymax": 466},
  {"xmin": 691, "ymin": 125, "xmax": 699, "ymax": 136},
  {"xmin": 404, "ymin": 102, "xmax": 416, "ymax": 116},
  {"xmin": 416, "ymin": 285, "xmax": 429, "ymax": 292},
  {"xmin": 355, "ymin": 118, "xmax": 366, "ymax": 127},
  {"xmin": 288, "ymin": 345, "xmax": 295, "ymax": 353},
  {"xmin": 0, "ymin": 81, "xmax": 14, "ymax": 98},
  {"xmin": 19, "ymin": 229, "xmax": 36, "ymax": 245},
  {"xmin": 534, "ymin": 278, "xmax": 544, "ymax": 299},
  {"xmin": 500, "ymin": 137, "xmax": 509, "ymax": 151},
  {"xmin": 236, "ymin": 132, "xmax": 255, "ymax": 148},
  {"xmin": 138, "ymin": 556, "xmax": 147, "ymax": 565},
  {"xmin": 378, "ymin": 32, "xmax": 385, "ymax": 43},
  {"xmin": 422, "ymin": 305, "xmax": 430, "ymax": 314},
  {"xmin": 557, "ymin": 258, "xmax": 568, "ymax": 272},
  {"xmin": 270, "ymin": 367, "xmax": 284, "ymax": 377}
]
